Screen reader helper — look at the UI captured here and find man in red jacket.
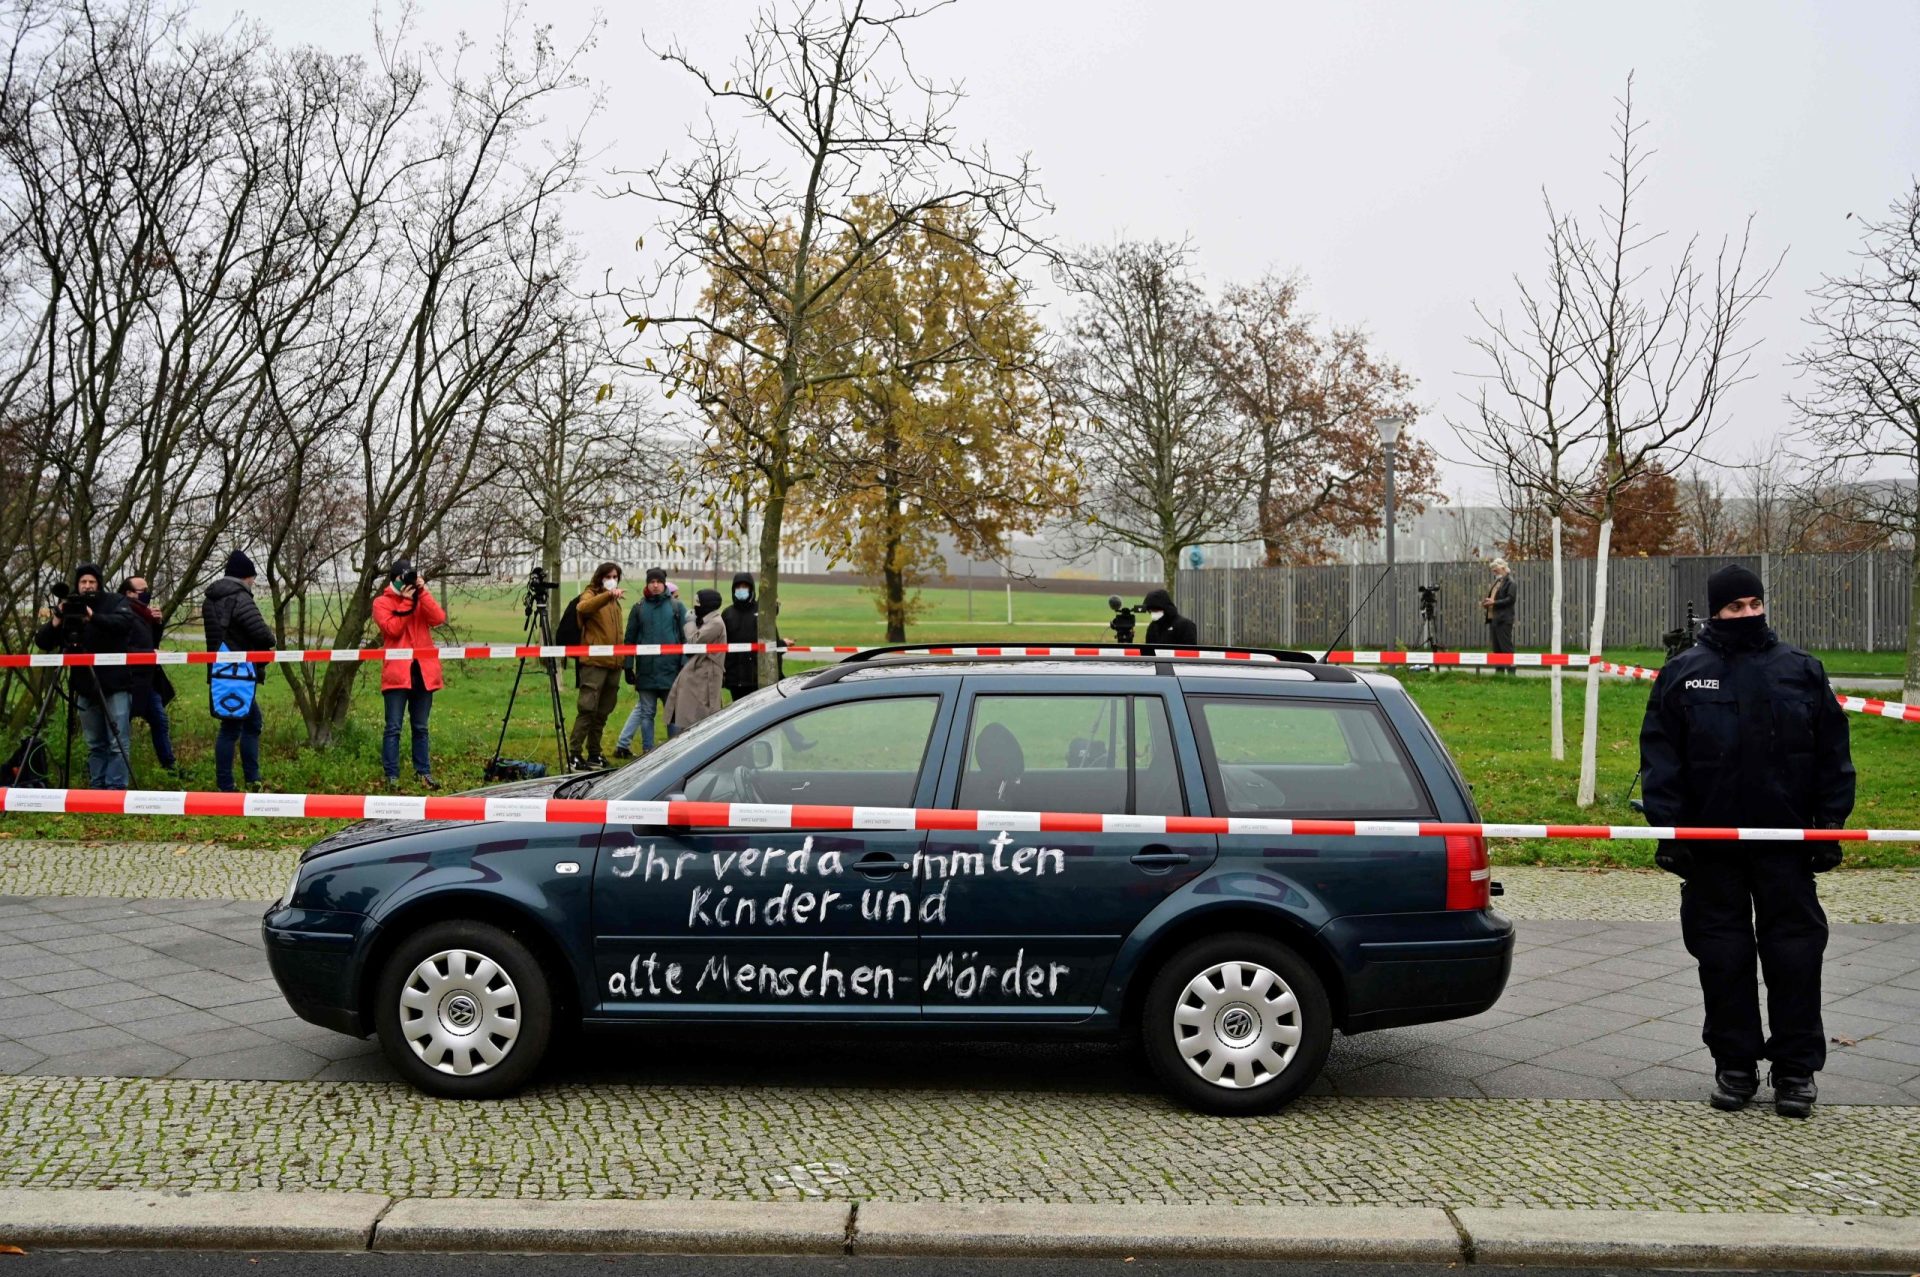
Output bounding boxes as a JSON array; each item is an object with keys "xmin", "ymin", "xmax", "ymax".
[{"xmin": 371, "ymin": 559, "xmax": 447, "ymax": 790}]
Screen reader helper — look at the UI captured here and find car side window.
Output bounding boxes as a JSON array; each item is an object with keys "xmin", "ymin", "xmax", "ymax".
[
  {"xmin": 958, "ymin": 695, "xmax": 1185, "ymax": 816},
  {"xmin": 683, "ymin": 696, "xmax": 940, "ymax": 807},
  {"xmin": 1188, "ymin": 696, "xmax": 1429, "ymax": 818}
]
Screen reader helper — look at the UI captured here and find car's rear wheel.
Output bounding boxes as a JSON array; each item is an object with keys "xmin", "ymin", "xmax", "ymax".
[
  {"xmin": 374, "ymin": 920, "xmax": 552, "ymax": 1098},
  {"xmin": 1142, "ymin": 932, "xmax": 1332, "ymax": 1115}
]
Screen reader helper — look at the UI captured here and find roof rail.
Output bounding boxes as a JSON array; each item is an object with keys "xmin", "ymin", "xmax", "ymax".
[
  {"xmin": 837, "ymin": 642, "xmax": 1324, "ymax": 665},
  {"xmin": 804, "ymin": 649, "xmax": 1357, "ymax": 690}
]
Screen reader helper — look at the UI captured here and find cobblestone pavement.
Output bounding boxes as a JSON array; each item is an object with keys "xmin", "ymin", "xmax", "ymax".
[
  {"xmin": 0, "ymin": 1074, "xmax": 1915, "ymax": 1213},
  {"xmin": 5, "ymin": 893, "xmax": 1920, "ymax": 1102},
  {"xmin": 4, "ymin": 841, "xmax": 1918, "ymax": 923}
]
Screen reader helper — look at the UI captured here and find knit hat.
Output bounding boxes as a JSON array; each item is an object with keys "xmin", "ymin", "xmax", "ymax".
[
  {"xmin": 388, "ymin": 557, "xmax": 414, "ymax": 582},
  {"xmin": 695, "ymin": 587, "xmax": 723, "ymax": 618},
  {"xmin": 74, "ymin": 562, "xmax": 104, "ymax": 588},
  {"xmin": 645, "ymin": 566, "xmax": 668, "ymax": 584},
  {"xmin": 223, "ymin": 549, "xmax": 258, "ymax": 579},
  {"xmin": 1707, "ymin": 563, "xmax": 1764, "ymax": 616}
]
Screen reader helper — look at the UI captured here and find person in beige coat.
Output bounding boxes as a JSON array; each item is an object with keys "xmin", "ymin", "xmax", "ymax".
[{"xmin": 664, "ymin": 588, "xmax": 727, "ymax": 736}]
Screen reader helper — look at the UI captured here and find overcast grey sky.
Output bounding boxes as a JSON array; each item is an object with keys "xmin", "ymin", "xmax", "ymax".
[{"xmin": 209, "ymin": 0, "xmax": 1920, "ymax": 501}]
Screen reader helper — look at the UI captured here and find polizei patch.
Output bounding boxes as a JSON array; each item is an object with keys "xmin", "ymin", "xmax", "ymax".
[{"xmin": 1684, "ymin": 678, "xmax": 1721, "ymax": 690}]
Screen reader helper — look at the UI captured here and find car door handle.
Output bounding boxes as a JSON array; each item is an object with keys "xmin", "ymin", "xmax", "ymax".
[
  {"xmin": 1131, "ymin": 849, "xmax": 1190, "ymax": 867},
  {"xmin": 856, "ymin": 854, "xmax": 911, "ymax": 875}
]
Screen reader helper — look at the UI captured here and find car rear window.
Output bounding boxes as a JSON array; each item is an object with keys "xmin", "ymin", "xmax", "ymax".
[{"xmin": 1187, "ymin": 696, "xmax": 1431, "ymax": 818}]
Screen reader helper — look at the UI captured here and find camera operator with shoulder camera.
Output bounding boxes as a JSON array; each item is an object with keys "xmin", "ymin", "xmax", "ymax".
[
  {"xmin": 1142, "ymin": 588, "xmax": 1198, "ymax": 646},
  {"xmin": 372, "ymin": 559, "xmax": 447, "ymax": 791},
  {"xmin": 33, "ymin": 562, "xmax": 137, "ymax": 789}
]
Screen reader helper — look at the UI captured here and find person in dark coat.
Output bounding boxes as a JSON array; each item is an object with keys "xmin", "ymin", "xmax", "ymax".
[
  {"xmin": 1639, "ymin": 562, "xmax": 1855, "ymax": 1120},
  {"xmin": 202, "ymin": 549, "xmax": 277, "ymax": 793},
  {"xmin": 120, "ymin": 574, "xmax": 177, "ymax": 773},
  {"xmin": 1141, "ymin": 588, "xmax": 1198, "ymax": 646},
  {"xmin": 33, "ymin": 563, "xmax": 137, "ymax": 789},
  {"xmin": 721, "ymin": 571, "xmax": 765, "ymax": 703},
  {"xmin": 1483, "ymin": 558, "xmax": 1517, "ymax": 671},
  {"xmin": 613, "ymin": 567, "xmax": 687, "ymax": 759}
]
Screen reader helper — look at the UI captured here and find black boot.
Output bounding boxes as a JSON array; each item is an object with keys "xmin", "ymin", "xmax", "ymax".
[
  {"xmin": 1709, "ymin": 1066, "xmax": 1759, "ymax": 1112},
  {"xmin": 1772, "ymin": 1071, "xmax": 1817, "ymax": 1119}
]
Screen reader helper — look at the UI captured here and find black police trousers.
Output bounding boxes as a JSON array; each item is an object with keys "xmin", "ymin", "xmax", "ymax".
[{"xmin": 1679, "ymin": 846, "xmax": 1828, "ymax": 1075}]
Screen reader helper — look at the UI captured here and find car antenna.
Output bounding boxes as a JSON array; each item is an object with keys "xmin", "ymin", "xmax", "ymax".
[{"xmin": 1320, "ymin": 566, "xmax": 1394, "ymax": 663}]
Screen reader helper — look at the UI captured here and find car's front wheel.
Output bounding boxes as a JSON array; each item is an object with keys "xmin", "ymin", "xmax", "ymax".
[
  {"xmin": 1142, "ymin": 932, "xmax": 1332, "ymax": 1115},
  {"xmin": 374, "ymin": 919, "xmax": 552, "ymax": 1098}
]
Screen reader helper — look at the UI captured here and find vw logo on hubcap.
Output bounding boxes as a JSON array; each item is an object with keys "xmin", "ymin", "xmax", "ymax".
[
  {"xmin": 1218, "ymin": 1005, "xmax": 1258, "ymax": 1043},
  {"xmin": 444, "ymin": 994, "xmax": 479, "ymax": 1031}
]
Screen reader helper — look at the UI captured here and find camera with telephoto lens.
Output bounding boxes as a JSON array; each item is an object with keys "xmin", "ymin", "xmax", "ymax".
[
  {"xmin": 1661, "ymin": 600, "xmax": 1700, "ymax": 661},
  {"xmin": 1107, "ymin": 594, "xmax": 1146, "ymax": 645},
  {"xmin": 1417, "ymin": 583, "xmax": 1440, "ymax": 617}
]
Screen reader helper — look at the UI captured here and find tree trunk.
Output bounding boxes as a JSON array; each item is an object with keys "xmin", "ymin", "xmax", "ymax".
[
  {"xmin": 1576, "ymin": 515, "xmax": 1614, "ymax": 807},
  {"xmin": 541, "ymin": 507, "xmax": 564, "ymax": 601},
  {"xmin": 756, "ymin": 483, "xmax": 785, "ymax": 688},
  {"xmin": 882, "ymin": 547, "xmax": 908, "ymax": 643},
  {"xmin": 1160, "ymin": 544, "xmax": 1180, "ymax": 593},
  {"xmin": 1549, "ymin": 513, "xmax": 1565, "ymax": 761},
  {"xmin": 1906, "ymin": 523, "xmax": 1920, "ymax": 703}
]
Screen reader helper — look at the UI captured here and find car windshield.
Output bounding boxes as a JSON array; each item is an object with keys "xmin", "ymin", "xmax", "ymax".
[{"xmin": 578, "ymin": 673, "xmax": 812, "ymax": 799}]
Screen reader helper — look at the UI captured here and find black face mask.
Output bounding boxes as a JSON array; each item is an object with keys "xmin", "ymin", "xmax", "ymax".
[
  {"xmin": 1711, "ymin": 613, "xmax": 1770, "ymax": 648},
  {"xmin": 135, "ymin": 589, "xmax": 151, "ymax": 605}
]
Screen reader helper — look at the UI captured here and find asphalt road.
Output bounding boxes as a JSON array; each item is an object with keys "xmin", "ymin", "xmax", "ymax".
[{"xmin": 0, "ymin": 1256, "xmax": 1874, "ymax": 1277}]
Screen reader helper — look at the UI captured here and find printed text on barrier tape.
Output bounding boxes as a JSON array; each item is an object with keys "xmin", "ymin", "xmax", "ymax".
[{"xmin": 0, "ymin": 786, "xmax": 1897, "ymax": 840}]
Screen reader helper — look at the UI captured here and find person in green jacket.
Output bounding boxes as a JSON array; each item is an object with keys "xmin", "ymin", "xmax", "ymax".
[{"xmin": 613, "ymin": 567, "xmax": 689, "ymax": 757}]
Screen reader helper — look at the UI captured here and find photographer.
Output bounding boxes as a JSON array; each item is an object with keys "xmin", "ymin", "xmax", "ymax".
[
  {"xmin": 371, "ymin": 559, "xmax": 447, "ymax": 791},
  {"xmin": 202, "ymin": 550, "xmax": 277, "ymax": 793},
  {"xmin": 1142, "ymin": 588, "xmax": 1198, "ymax": 646},
  {"xmin": 33, "ymin": 563, "xmax": 136, "ymax": 789},
  {"xmin": 120, "ymin": 574, "xmax": 178, "ymax": 775}
]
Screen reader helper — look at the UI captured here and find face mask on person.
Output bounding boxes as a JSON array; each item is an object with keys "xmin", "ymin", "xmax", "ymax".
[
  {"xmin": 134, "ymin": 589, "xmax": 151, "ymax": 605},
  {"xmin": 734, "ymin": 588, "xmax": 750, "ymax": 602},
  {"xmin": 1148, "ymin": 611, "xmax": 1165, "ymax": 623},
  {"xmin": 1714, "ymin": 612, "xmax": 1769, "ymax": 646},
  {"xmin": 602, "ymin": 576, "xmax": 619, "ymax": 590}
]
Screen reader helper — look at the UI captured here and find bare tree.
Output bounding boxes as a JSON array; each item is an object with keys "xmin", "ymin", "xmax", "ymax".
[
  {"xmin": 1793, "ymin": 178, "xmax": 1920, "ymax": 695},
  {"xmin": 1561, "ymin": 77, "xmax": 1776, "ymax": 805},
  {"xmin": 1676, "ymin": 465, "xmax": 1736, "ymax": 554},
  {"xmin": 621, "ymin": 0, "xmax": 1047, "ymax": 685},
  {"xmin": 1455, "ymin": 209, "xmax": 1601, "ymax": 760},
  {"xmin": 1055, "ymin": 239, "xmax": 1251, "ymax": 589}
]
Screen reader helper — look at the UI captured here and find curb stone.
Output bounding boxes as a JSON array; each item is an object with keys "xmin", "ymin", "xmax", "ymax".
[
  {"xmin": 0, "ymin": 1188, "xmax": 390, "ymax": 1250},
  {"xmin": 6, "ymin": 1189, "xmax": 1920, "ymax": 1267},
  {"xmin": 852, "ymin": 1201, "xmax": 1461, "ymax": 1260},
  {"xmin": 374, "ymin": 1198, "xmax": 849, "ymax": 1254},
  {"xmin": 1457, "ymin": 1206, "xmax": 1920, "ymax": 1271}
]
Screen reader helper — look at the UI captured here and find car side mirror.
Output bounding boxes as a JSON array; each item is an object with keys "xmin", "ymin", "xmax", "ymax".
[{"xmin": 748, "ymin": 739, "xmax": 775, "ymax": 770}]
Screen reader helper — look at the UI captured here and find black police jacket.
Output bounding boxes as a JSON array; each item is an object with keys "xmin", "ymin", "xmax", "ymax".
[
  {"xmin": 1638, "ymin": 622, "xmax": 1854, "ymax": 834},
  {"xmin": 1144, "ymin": 611, "xmax": 1198, "ymax": 646}
]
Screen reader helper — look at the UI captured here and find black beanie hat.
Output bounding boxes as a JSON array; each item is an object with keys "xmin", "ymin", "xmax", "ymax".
[
  {"xmin": 223, "ymin": 549, "xmax": 258, "ymax": 579},
  {"xmin": 695, "ymin": 587, "xmax": 723, "ymax": 614},
  {"xmin": 645, "ymin": 566, "xmax": 668, "ymax": 584},
  {"xmin": 74, "ymin": 562, "xmax": 104, "ymax": 588},
  {"xmin": 1707, "ymin": 563, "xmax": 1764, "ymax": 616}
]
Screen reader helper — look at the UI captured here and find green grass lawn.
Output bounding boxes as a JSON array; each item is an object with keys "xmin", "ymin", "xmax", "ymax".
[{"xmin": 4, "ymin": 581, "xmax": 1915, "ymax": 869}]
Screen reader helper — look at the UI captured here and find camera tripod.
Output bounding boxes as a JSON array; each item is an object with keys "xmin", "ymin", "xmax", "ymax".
[
  {"xmin": 2, "ymin": 659, "xmax": 136, "ymax": 789},
  {"xmin": 484, "ymin": 567, "xmax": 570, "ymax": 780},
  {"xmin": 1416, "ymin": 601, "xmax": 1442, "ymax": 655}
]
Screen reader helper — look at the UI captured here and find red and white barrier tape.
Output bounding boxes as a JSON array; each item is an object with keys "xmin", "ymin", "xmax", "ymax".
[
  {"xmin": 0, "ymin": 642, "xmax": 1281, "ymax": 669},
  {"xmin": 7, "ymin": 641, "xmax": 1913, "ymax": 723},
  {"xmin": 0, "ymin": 786, "xmax": 1892, "ymax": 840}
]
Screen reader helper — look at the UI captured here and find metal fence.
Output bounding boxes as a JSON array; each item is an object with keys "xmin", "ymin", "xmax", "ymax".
[{"xmin": 1177, "ymin": 551, "xmax": 1913, "ymax": 652}]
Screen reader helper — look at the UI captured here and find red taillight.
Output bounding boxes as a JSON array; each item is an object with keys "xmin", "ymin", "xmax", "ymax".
[{"xmin": 1446, "ymin": 834, "xmax": 1490, "ymax": 910}]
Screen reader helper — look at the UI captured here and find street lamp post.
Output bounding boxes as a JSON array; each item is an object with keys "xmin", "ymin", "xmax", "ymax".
[{"xmin": 1375, "ymin": 415, "xmax": 1404, "ymax": 650}]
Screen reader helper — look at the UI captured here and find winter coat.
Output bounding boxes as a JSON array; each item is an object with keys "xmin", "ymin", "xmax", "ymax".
[
  {"xmin": 721, "ymin": 571, "xmax": 760, "ymax": 693},
  {"xmin": 34, "ymin": 591, "xmax": 138, "ymax": 695},
  {"xmin": 1141, "ymin": 589, "xmax": 1199, "ymax": 646},
  {"xmin": 624, "ymin": 591, "xmax": 689, "ymax": 691},
  {"xmin": 1639, "ymin": 620, "xmax": 1855, "ymax": 839},
  {"xmin": 665, "ymin": 609, "xmax": 727, "ymax": 726},
  {"xmin": 574, "ymin": 584, "xmax": 625, "ymax": 670},
  {"xmin": 1488, "ymin": 574, "xmax": 1516, "ymax": 622},
  {"xmin": 371, "ymin": 585, "xmax": 447, "ymax": 692},
  {"xmin": 201, "ymin": 576, "xmax": 276, "ymax": 680},
  {"xmin": 126, "ymin": 597, "xmax": 174, "ymax": 705}
]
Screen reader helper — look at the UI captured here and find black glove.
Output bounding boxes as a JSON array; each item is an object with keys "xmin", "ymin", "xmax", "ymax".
[
  {"xmin": 1654, "ymin": 841, "xmax": 1693, "ymax": 879},
  {"xmin": 1809, "ymin": 844, "xmax": 1843, "ymax": 874}
]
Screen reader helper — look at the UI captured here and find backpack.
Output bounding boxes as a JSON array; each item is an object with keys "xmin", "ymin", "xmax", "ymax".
[
  {"xmin": 552, "ymin": 594, "xmax": 584, "ymax": 646},
  {"xmin": 208, "ymin": 645, "xmax": 259, "ymax": 720}
]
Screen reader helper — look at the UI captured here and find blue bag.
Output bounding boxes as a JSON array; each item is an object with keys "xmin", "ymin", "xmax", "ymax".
[{"xmin": 208, "ymin": 644, "xmax": 259, "ymax": 720}]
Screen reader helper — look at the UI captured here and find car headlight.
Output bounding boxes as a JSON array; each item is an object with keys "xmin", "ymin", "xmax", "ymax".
[{"xmin": 278, "ymin": 860, "xmax": 303, "ymax": 909}]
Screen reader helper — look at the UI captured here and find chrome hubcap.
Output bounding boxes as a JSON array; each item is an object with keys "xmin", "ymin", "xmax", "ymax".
[
  {"xmin": 399, "ymin": 948, "xmax": 520, "ymax": 1077},
  {"xmin": 1173, "ymin": 960, "xmax": 1303, "ymax": 1090}
]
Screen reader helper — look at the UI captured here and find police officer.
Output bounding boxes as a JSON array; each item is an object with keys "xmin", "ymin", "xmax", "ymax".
[{"xmin": 1638, "ymin": 563, "xmax": 1854, "ymax": 1119}]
